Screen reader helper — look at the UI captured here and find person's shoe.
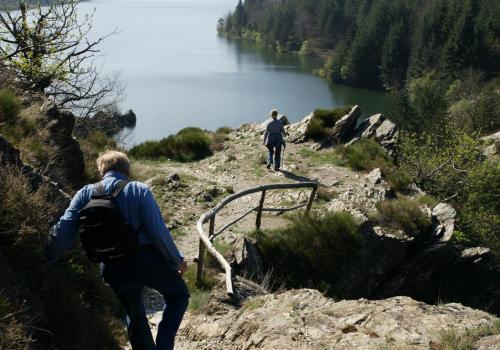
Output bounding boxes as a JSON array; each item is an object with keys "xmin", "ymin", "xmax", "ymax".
[
  {"xmin": 274, "ymin": 167, "xmax": 280, "ymax": 172},
  {"xmin": 266, "ymin": 164, "xmax": 271, "ymax": 169}
]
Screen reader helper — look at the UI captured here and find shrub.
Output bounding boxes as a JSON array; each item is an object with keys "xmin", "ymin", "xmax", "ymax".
[
  {"xmin": 129, "ymin": 127, "xmax": 213, "ymax": 162},
  {"xmin": 305, "ymin": 117, "xmax": 327, "ymax": 141},
  {"xmin": 0, "ymin": 89, "xmax": 21, "ymax": 123},
  {"xmin": 373, "ymin": 197, "xmax": 432, "ymax": 236},
  {"xmin": 252, "ymin": 212, "xmax": 361, "ymax": 295},
  {"xmin": 216, "ymin": 126, "xmax": 233, "ymax": 134},
  {"xmin": 337, "ymin": 138, "xmax": 393, "ymax": 172}
]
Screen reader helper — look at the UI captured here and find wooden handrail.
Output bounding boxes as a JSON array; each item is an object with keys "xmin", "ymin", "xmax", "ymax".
[{"xmin": 196, "ymin": 182, "xmax": 318, "ymax": 296}]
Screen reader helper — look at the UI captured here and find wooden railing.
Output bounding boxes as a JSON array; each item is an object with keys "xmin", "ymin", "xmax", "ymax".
[{"xmin": 195, "ymin": 182, "xmax": 319, "ymax": 295}]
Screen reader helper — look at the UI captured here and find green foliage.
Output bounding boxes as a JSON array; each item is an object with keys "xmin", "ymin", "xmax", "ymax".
[
  {"xmin": 129, "ymin": 127, "xmax": 213, "ymax": 162},
  {"xmin": 0, "ymin": 167, "xmax": 126, "ymax": 348},
  {"xmin": 373, "ymin": 197, "xmax": 432, "ymax": 236},
  {"xmin": 304, "ymin": 117, "xmax": 327, "ymax": 141},
  {"xmin": 337, "ymin": 138, "xmax": 393, "ymax": 172},
  {"xmin": 216, "ymin": 126, "xmax": 233, "ymax": 134},
  {"xmin": 252, "ymin": 212, "xmax": 361, "ymax": 295},
  {"xmin": 0, "ymin": 89, "xmax": 21, "ymax": 123},
  {"xmin": 395, "ymin": 124, "xmax": 499, "ymax": 255}
]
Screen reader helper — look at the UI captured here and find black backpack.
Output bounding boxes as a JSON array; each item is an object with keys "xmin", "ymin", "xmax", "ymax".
[{"xmin": 79, "ymin": 180, "xmax": 141, "ymax": 263}]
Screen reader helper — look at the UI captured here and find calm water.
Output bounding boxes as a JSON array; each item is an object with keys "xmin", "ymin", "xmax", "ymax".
[{"xmin": 82, "ymin": 0, "xmax": 391, "ymax": 145}]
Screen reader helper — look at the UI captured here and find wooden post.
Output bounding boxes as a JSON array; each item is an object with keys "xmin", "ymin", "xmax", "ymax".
[
  {"xmin": 208, "ymin": 216, "xmax": 215, "ymax": 238},
  {"xmin": 197, "ymin": 216, "xmax": 215, "ymax": 287},
  {"xmin": 305, "ymin": 186, "xmax": 317, "ymax": 215},
  {"xmin": 255, "ymin": 190, "xmax": 267, "ymax": 230},
  {"xmin": 196, "ymin": 239, "xmax": 205, "ymax": 287}
]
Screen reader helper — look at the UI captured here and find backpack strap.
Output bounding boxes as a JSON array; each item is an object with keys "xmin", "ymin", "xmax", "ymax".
[
  {"xmin": 95, "ymin": 182, "xmax": 106, "ymax": 196},
  {"xmin": 111, "ymin": 180, "xmax": 145, "ymax": 234},
  {"xmin": 112, "ymin": 180, "xmax": 130, "ymax": 198}
]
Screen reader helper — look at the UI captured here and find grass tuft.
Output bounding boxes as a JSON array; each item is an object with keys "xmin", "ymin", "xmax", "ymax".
[
  {"xmin": 373, "ymin": 197, "xmax": 432, "ymax": 236},
  {"xmin": 0, "ymin": 88, "xmax": 21, "ymax": 123}
]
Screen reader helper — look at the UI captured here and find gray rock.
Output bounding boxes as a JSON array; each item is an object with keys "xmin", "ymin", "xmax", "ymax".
[
  {"xmin": 285, "ymin": 113, "xmax": 313, "ymax": 144},
  {"xmin": 322, "ymin": 105, "xmax": 361, "ymax": 147},
  {"xmin": 476, "ymin": 334, "xmax": 500, "ymax": 350},
  {"xmin": 481, "ymin": 131, "xmax": 500, "ymax": 159},
  {"xmin": 347, "ymin": 113, "xmax": 398, "ymax": 154},
  {"xmin": 347, "ymin": 113, "xmax": 385, "ymax": 145},
  {"xmin": 179, "ymin": 290, "xmax": 498, "ymax": 350},
  {"xmin": 39, "ymin": 105, "xmax": 85, "ymax": 189},
  {"xmin": 375, "ymin": 118, "xmax": 398, "ymax": 152},
  {"xmin": 74, "ymin": 109, "xmax": 137, "ymax": 137},
  {"xmin": 233, "ymin": 237, "xmax": 264, "ymax": 279},
  {"xmin": 431, "ymin": 203, "xmax": 456, "ymax": 242}
]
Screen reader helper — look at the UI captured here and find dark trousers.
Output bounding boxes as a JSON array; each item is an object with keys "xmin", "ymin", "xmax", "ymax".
[
  {"xmin": 266, "ymin": 140, "xmax": 282, "ymax": 170},
  {"xmin": 101, "ymin": 246, "xmax": 189, "ymax": 350}
]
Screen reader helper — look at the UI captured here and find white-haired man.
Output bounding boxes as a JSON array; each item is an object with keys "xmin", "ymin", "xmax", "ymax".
[{"xmin": 47, "ymin": 150, "xmax": 189, "ymax": 350}]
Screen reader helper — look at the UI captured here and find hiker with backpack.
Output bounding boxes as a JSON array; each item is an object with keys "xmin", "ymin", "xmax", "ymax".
[
  {"xmin": 263, "ymin": 109, "xmax": 286, "ymax": 171},
  {"xmin": 46, "ymin": 150, "xmax": 189, "ymax": 350}
]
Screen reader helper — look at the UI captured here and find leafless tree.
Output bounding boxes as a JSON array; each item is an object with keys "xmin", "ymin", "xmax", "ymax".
[{"xmin": 0, "ymin": 0, "xmax": 122, "ymax": 117}]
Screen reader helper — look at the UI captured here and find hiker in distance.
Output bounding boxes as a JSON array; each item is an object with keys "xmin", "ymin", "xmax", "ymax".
[
  {"xmin": 46, "ymin": 150, "xmax": 189, "ymax": 350},
  {"xmin": 263, "ymin": 109, "xmax": 286, "ymax": 171}
]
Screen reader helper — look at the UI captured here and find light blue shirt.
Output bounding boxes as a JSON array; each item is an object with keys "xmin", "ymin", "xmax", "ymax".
[{"xmin": 47, "ymin": 171, "xmax": 183, "ymax": 266}]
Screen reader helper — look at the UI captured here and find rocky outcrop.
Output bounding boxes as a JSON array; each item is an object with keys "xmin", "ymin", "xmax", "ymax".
[
  {"xmin": 321, "ymin": 105, "xmax": 361, "ymax": 147},
  {"xmin": 37, "ymin": 104, "xmax": 85, "ymax": 189},
  {"xmin": 74, "ymin": 109, "xmax": 137, "ymax": 138},
  {"xmin": 481, "ymin": 131, "xmax": 500, "ymax": 160},
  {"xmin": 334, "ymin": 200, "xmax": 500, "ymax": 314},
  {"xmin": 285, "ymin": 107, "xmax": 398, "ymax": 153},
  {"xmin": 0, "ymin": 134, "xmax": 71, "ymax": 216},
  {"xmin": 178, "ymin": 289, "xmax": 498, "ymax": 350},
  {"xmin": 348, "ymin": 113, "xmax": 399, "ymax": 153}
]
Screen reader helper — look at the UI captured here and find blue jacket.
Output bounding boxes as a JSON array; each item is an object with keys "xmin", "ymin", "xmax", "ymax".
[{"xmin": 47, "ymin": 171, "xmax": 183, "ymax": 267}]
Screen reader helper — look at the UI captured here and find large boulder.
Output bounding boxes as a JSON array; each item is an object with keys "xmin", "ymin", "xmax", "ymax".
[
  {"xmin": 179, "ymin": 289, "xmax": 498, "ymax": 350},
  {"xmin": 321, "ymin": 105, "xmax": 361, "ymax": 147},
  {"xmin": 285, "ymin": 113, "xmax": 313, "ymax": 144}
]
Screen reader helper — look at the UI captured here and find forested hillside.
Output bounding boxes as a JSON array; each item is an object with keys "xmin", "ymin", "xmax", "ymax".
[
  {"xmin": 0, "ymin": 0, "xmax": 53, "ymax": 8},
  {"xmin": 220, "ymin": 0, "xmax": 500, "ymax": 91}
]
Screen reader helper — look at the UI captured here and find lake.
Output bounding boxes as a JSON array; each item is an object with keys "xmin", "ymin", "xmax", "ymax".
[{"xmin": 81, "ymin": 0, "xmax": 391, "ymax": 145}]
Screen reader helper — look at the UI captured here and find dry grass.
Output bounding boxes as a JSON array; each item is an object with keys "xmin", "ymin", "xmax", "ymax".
[{"xmin": 0, "ymin": 167, "xmax": 127, "ymax": 349}]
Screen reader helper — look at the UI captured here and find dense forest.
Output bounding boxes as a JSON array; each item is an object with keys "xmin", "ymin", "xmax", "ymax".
[{"xmin": 220, "ymin": 0, "xmax": 500, "ymax": 91}]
